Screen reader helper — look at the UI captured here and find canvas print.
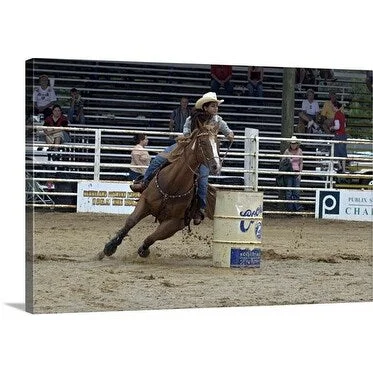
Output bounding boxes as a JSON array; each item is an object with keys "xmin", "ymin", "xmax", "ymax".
[{"xmin": 25, "ymin": 58, "xmax": 372, "ymax": 314}]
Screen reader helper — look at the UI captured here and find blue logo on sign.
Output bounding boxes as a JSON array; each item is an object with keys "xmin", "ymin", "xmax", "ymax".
[
  {"xmin": 230, "ymin": 248, "xmax": 261, "ymax": 268},
  {"xmin": 239, "ymin": 206, "xmax": 263, "ymax": 233},
  {"xmin": 318, "ymin": 191, "xmax": 340, "ymax": 218}
]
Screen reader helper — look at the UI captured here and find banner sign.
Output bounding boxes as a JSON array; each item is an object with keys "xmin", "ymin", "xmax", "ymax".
[
  {"xmin": 315, "ymin": 189, "xmax": 373, "ymax": 222},
  {"xmin": 77, "ymin": 181, "xmax": 139, "ymax": 214}
]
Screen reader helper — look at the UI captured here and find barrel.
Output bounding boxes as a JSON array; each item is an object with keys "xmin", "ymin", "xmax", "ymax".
[{"xmin": 212, "ymin": 190, "xmax": 263, "ymax": 268}]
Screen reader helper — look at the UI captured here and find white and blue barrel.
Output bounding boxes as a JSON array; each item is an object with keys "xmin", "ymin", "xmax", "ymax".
[{"xmin": 212, "ymin": 190, "xmax": 263, "ymax": 268}]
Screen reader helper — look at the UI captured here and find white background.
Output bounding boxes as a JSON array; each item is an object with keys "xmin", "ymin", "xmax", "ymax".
[{"xmin": 1, "ymin": 1, "xmax": 372, "ymax": 372}]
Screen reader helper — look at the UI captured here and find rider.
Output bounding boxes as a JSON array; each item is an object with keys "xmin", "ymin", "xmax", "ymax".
[{"xmin": 130, "ymin": 92, "xmax": 235, "ymax": 224}]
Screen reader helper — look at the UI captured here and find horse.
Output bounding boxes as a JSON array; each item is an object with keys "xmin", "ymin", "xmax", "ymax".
[{"xmin": 97, "ymin": 123, "xmax": 221, "ymax": 260}]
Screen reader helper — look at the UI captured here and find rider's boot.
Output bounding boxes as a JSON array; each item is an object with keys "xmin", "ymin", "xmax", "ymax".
[
  {"xmin": 130, "ymin": 180, "xmax": 148, "ymax": 193},
  {"xmin": 193, "ymin": 208, "xmax": 205, "ymax": 225}
]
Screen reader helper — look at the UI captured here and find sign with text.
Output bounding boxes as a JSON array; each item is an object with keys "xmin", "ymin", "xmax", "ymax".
[
  {"xmin": 77, "ymin": 181, "xmax": 140, "ymax": 214},
  {"xmin": 315, "ymin": 189, "xmax": 373, "ymax": 222}
]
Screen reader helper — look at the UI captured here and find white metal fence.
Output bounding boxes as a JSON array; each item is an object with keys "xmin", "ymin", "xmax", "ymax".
[{"xmin": 26, "ymin": 125, "xmax": 373, "ymax": 215}]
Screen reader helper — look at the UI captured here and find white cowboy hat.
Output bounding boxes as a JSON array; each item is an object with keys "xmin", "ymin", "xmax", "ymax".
[
  {"xmin": 195, "ymin": 92, "xmax": 224, "ymax": 109},
  {"xmin": 290, "ymin": 135, "xmax": 300, "ymax": 144}
]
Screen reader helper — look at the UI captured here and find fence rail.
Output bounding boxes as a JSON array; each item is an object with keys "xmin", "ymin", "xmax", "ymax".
[{"xmin": 26, "ymin": 125, "xmax": 373, "ymax": 214}]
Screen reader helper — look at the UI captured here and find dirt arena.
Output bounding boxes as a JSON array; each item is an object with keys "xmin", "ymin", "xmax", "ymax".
[{"xmin": 28, "ymin": 211, "xmax": 372, "ymax": 314}]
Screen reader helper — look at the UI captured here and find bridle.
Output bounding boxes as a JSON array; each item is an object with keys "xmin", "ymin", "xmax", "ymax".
[
  {"xmin": 194, "ymin": 129, "xmax": 219, "ymax": 165},
  {"xmin": 155, "ymin": 128, "xmax": 218, "ymax": 200}
]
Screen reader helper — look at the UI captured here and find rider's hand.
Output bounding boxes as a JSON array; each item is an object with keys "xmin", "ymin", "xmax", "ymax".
[{"xmin": 226, "ymin": 132, "xmax": 234, "ymax": 142}]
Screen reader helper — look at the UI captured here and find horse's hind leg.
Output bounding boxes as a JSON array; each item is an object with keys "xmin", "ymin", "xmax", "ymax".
[
  {"xmin": 98, "ymin": 202, "xmax": 150, "ymax": 260},
  {"xmin": 137, "ymin": 218, "xmax": 185, "ymax": 257}
]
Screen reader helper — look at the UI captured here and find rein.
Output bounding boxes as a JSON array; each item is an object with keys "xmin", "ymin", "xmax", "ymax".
[
  {"xmin": 220, "ymin": 140, "xmax": 233, "ymax": 167},
  {"xmin": 155, "ymin": 130, "xmax": 216, "ymax": 200}
]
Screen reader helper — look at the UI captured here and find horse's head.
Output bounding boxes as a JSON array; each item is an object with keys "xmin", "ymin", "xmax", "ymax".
[{"xmin": 194, "ymin": 124, "xmax": 221, "ymax": 175}]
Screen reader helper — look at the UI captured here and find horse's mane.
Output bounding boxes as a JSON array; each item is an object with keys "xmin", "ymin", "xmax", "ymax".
[
  {"xmin": 162, "ymin": 110, "xmax": 216, "ymax": 163},
  {"xmin": 162, "ymin": 128, "xmax": 201, "ymax": 163}
]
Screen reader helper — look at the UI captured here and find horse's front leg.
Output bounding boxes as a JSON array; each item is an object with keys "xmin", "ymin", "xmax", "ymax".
[
  {"xmin": 138, "ymin": 218, "xmax": 185, "ymax": 257},
  {"xmin": 98, "ymin": 202, "xmax": 150, "ymax": 260}
]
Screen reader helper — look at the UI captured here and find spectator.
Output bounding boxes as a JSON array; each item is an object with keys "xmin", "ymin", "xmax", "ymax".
[
  {"xmin": 67, "ymin": 88, "xmax": 85, "ymax": 124},
  {"xmin": 169, "ymin": 96, "xmax": 191, "ymax": 134},
  {"xmin": 283, "ymin": 136, "xmax": 304, "ymax": 212},
  {"xmin": 43, "ymin": 104, "xmax": 69, "ymax": 151},
  {"xmin": 246, "ymin": 66, "xmax": 264, "ymax": 106},
  {"xmin": 210, "ymin": 65, "xmax": 234, "ymax": 96},
  {"xmin": 297, "ymin": 89, "xmax": 322, "ymax": 133},
  {"xmin": 33, "ymin": 74, "xmax": 57, "ymax": 118},
  {"xmin": 275, "ymin": 156, "xmax": 293, "ymax": 210},
  {"xmin": 295, "ymin": 68, "xmax": 316, "ymax": 91},
  {"xmin": 128, "ymin": 134, "xmax": 151, "ymax": 181},
  {"xmin": 319, "ymin": 69, "xmax": 337, "ymax": 84},
  {"xmin": 330, "ymin": 101, "xmax": 347, "ymax": 173},
  {"xmin": 320, "ymin": 90, "xmax": 340, "ymax": 134}
]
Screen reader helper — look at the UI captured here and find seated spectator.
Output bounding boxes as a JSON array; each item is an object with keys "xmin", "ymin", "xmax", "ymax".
[
  {"xmin": 43, "ymin": 104, "xmax": 69, "ymax": 152},
  {"xmin": 246, "ymin": 66, "xmax": 264, "ymax": 105},
  {"xmin": 33, "ymin": 74, "xmax": 58, "ymax": 118},
  {"xmin": 319, "ymin": 90, "xmax": 341, "ymax": 134},
  {"xmin": 297, "ymin": 89, "xmax": 322, "ymax": 133},
  {"xmin": 169, "ymin": 96, "xmax": 191, "ymax": 134},
  {"xmin": 319, "ymin": 69, "xmax": 337, "ymax": 84},
  {"xmin": 67, "ymin": 88, "xmax": 85, "ymax": 124},
  {"xmin": 295, "ymin": 68, "xmax": 306, "ymax": 91},
  {"xmin": 128, "ymin": 134, "xmax": 151, "ymax": 181},
  {"xmin": 295, "ymin": 68, "xmax": 316, "ymax": 91},
  {"xmin": 210, "ymin": 65, "xmax": 234, "ymax": 96}
]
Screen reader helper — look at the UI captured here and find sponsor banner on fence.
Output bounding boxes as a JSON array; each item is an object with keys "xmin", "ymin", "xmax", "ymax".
[
  {"xmin": 315, "ymin": 189, "xmax": 373, "ymax": 222},
  {"xmin": 77, "ymin": 181, "xmax": 139, "ymax": 214}
]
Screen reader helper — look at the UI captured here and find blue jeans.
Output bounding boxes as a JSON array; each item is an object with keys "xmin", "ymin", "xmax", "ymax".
[
  {"xmin": 143, "ymin": 144, "xmax": 177, "ymax": 180},
  {"xmin": 143, "ymin": 143, "xmax": 209, "ymax": 209},
  {"xmin": 285, "ymin": 176, "xmax": 302, "ymax": 211},
  {"xmin": 68, "ymin": 107, "xmax": 85, "ymax": 124},
  {"xmin": 211, "ymin": 79, "xmax": 234, "ymax": 96},
  {"xmin": 247, "ymin": 81, "xmax": 263, "ymax": 106}
]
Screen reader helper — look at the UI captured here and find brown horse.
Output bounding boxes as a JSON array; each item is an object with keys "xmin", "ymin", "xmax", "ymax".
[{"xmin": 98, "ymin": 124, "xmax": 221, "ymax": 259}]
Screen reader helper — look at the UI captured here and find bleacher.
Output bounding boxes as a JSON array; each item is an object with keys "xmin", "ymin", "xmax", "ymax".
[{"xmin": 25, "ymin": 58, "xmax": 372, "ymax": 209}]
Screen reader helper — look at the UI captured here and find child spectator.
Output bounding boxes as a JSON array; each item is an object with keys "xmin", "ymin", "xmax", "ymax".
[{"xmin": 67, "ymin": 88, "xmax": 85, "ymax": 124}]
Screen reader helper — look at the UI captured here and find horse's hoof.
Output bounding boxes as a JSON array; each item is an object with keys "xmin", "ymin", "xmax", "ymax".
[
  {"xmin": 138, "ymin": 247, "xmax": 150, "ymax": 258},
  {"xmin": 104, "ymin": 238, "xmax": 120, "ymax": 257},
  {"xmin": 97, "ymin": 251, "xmax": 105, "ymax": 260}
]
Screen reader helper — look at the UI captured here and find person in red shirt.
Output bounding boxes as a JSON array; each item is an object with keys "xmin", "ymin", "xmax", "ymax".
[
  {"xmin": 43, "ymin": 104, "xmax": 69, "ymax": 150},
  {"xmin": 210, "ymin": 65, "xmax": 234, "ymax": 96},
  {"xmin": 330, "ymin": 101, "xmax": 347, "ymax": 173}
]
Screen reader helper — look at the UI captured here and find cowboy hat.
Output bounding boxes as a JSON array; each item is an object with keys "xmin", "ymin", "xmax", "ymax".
[
  {"xmin": 195, "ymin": 92, "xmax": 224, "ymax": 109},
  {"xmin": 290, "ymin": 135, "xmax": 300, "ymax": 144}
]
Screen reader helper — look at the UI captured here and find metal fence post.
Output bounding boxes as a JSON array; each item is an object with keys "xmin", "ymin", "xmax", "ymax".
[
  {"xmin": 244, "ymin": 128, "xmax": 259, "ymax": 191},
  {"xmin": 94, "ymin": 129, "xmax": 102, "ymax": 181}
]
